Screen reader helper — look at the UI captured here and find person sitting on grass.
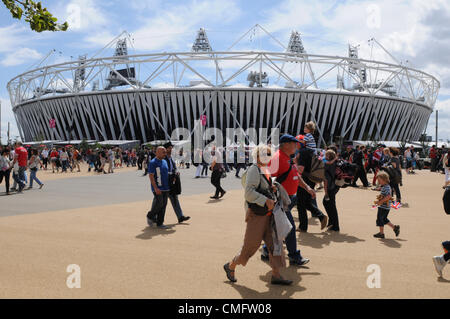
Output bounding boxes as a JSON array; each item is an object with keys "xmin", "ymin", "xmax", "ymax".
[{"xmin": 373, "ymin": 172, "xmax": 400, "ymax": 239}]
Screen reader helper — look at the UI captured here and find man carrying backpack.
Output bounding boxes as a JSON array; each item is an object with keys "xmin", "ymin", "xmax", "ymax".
[{"xmin": 296, "ymin": 135, "xmax": 328, "ymax": 232}]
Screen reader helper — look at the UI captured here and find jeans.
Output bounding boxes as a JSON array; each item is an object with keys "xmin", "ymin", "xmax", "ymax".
[
  {"xmin": 13, "ymin": 166, "xmax": 26, "ymax": 191},
  {"xmin": 323, "ymin": 189, "xmax": 339, "ymax": 231},
  {"xmin": 0, "ymin": 169, "xmax": 11, "ymax": 193},
  {"xmin": 62, "ymin": 160, "xmax": 68, "ymax": 172},
  {"xmin": 201, "ymin": 164, "xmax": 208, "ymax": 176},
  {"xmin": 147, "ymin": 191, "xmax": 169, "ymax": 226},
  {"xmin": 168, "ymin": 193, "xmax": 184, "ymax": 221},
  {"xmin": 297, "ymin": 186, "xmax": 326, "ymax": 232},
  {"xmin": 29, "ymin": 169, "xmax": 43, "ymax": 188}
]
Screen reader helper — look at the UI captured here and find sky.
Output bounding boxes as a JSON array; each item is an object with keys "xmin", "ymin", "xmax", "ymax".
[{"xmin": 1, "ymin": 0, "xmax": 449, "ymax": 143}]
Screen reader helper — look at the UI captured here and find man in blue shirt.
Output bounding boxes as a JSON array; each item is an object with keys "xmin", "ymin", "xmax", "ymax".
[{"xmin": 147, "ymin": 147, "xmax": 170, "ymax": 228}]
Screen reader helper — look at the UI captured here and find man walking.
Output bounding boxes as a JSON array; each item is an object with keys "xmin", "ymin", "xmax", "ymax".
[
  {"xmin": 430, "ymin": 145, "xmax": 437, "ymax": 172},
  {"xmin": 164, "ymin": 142, "xmax": 191, "ymax": 224},
  {"xmin": 13, "ymin": 142, "xmax": 28, "ymax": 193},
  {"xmin": 352, "ymin": 145, "xmax": 370, "ymax": 187},
  {"xmin": 296, "ymin": 135, "xmax": 329, "ymax": 232},
  {"xmin": 147, "ymin": 147, "xmax": 170, "ymax": 229},
  {"xmin": 262, "ymin": 134, "xmax": 310, "ymax": 266}
]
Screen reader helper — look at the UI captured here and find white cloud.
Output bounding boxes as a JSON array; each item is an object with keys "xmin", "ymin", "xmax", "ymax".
[
  {"xmin": 55, "ymin": 0, "xmax": 109, "ymax": 32},
  {"xmin": 2, "ymin": 48, "xmax": 43, "ymax": 67},
  {"xmin": 85, "ymin": 0, "xmax": 241, "ymax": 52},
  {"xmin": 0, "ymin": 97, "xmax": 20, "ymax": 144}
]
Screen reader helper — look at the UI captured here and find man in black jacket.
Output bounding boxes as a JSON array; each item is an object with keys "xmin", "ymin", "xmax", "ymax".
[
  {"xmin": 164, "ymin": 142, "xmax": 191, "ymax": 224},
  {"xmin": 352, "ymin": 145, "xmax": 370, "ymax": 188}
]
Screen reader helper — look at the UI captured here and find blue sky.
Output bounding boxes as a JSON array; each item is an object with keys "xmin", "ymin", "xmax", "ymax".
[{"xmin": 1, "ymin": 0, "xmax": 450, "ymax": 143}]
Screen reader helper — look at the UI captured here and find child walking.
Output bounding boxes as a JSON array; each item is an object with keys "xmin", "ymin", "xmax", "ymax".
[{"xmin": 373, "ymin": 172, "xmax": 400, "ymax": 239}]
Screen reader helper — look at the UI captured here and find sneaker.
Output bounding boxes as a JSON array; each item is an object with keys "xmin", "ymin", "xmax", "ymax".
[
  {"xmin": 146, "ymin": 217, "xmax": 154, "ymax": 227},
  {"xmin": 320, "ymin": 216, "xmax": 328, "ymax": 230},
  {"xmin": 271, "ymin": 276, "xmax": 293, "ymax": 286},
  {"xmin": 373, "ymin": 232, "xmax": 385, "ymax": 239},
  {"xmin": 39, "ymin": 184, "xmax": 44, "ymax": 189},
  {"xmin": 393, "ymin": 225, "xmax": 400, "ymax": 237},
  {"xmin": 433, "ymin": 255, "xmax": 446, "ymax": 277},
  {"xmin": 289, "ymin": 257, "xmax": 310, "ymax": 266}
]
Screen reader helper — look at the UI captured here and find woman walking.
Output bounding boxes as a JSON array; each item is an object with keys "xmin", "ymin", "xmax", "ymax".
[
  {"xmin": 0, "ymin": 148, "xmax": 12, "ymax": 195},
  {"xmin": 210, "ymin": 147, "xmax": 226, "ymax": 199},
  {"xmin": 223, "ymin": 144, "xmax": 292, "ymax": 285},
  {"xmin": 323, "ymin": 149, "xmax": 340, "ymax": 232},
  {"xmin": 28, "ymin": 149, "xmax": 44, "ymax": 189}
]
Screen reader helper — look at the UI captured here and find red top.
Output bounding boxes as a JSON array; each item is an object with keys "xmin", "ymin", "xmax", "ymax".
[
  {"xmin": 15, "ymin": 146, "xmax": 28, "ymax": 167},
  {"xmin": 269, "ymin": 149, "xmax": 299, "ymax": 196},
  {"xmin": 429, "ymin": 148, "xmax": 437, "ymax": 159},
  {"xmin": 50, "ymin": 151, "xmax": 59, "ymax": 158}
]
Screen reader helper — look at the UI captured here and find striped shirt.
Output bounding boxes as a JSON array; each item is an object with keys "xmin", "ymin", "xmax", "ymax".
[
  {"xmin": 379, "ymin": 184, "xmax": 391, "ymax": 209},
  {"xmin": 304, "ymin": 133, "xmax": 317, "ymax": 153}
]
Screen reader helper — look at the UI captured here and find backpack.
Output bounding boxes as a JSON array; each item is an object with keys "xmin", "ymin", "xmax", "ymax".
[
  {"xmin": 303, "ymin": 154, "xmax": 325, "ymax": 184},
  {"xmin": 335, "ymin": 160, "xmax": 358, "ymax": 187},
  {"xmin": 381, "ymin": 165, "xmax": 401, "ymax": 184}
]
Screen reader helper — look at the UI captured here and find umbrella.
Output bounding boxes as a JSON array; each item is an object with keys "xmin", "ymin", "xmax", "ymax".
[
  {"xmin": 65, "ymin": 145, "xmax": 72, "ymax": 148},
  {"xmin": 39, "ymin": 144, "xmax": 46, "ymax": 147}
]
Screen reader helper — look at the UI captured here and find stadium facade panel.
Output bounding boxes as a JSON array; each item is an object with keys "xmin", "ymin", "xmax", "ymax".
[{"xmin": 13, "ymin": 88, "xmax": 431, "ymax": 144}]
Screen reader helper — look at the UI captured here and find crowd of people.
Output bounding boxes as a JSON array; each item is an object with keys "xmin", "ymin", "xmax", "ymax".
[
  {"xmin": 221, "ymin": 122, "xmax": 450, "ymax": 285},
  {"xmin": 1, "ymin": 123, "xmax": 449, "ymax": 284}
]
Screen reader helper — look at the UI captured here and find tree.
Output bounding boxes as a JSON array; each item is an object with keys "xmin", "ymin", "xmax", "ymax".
[{"xmin": 2, "ymin": 0, "xmax": 68, "ymax": 32}]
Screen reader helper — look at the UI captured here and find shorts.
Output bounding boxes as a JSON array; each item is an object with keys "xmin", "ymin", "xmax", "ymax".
[{"xmin": 376, "ymin": 207, "xmax": 390, "ymax": 227}]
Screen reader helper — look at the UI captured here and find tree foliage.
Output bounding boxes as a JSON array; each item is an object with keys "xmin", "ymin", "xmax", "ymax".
[{"xmin": 2, "ymin": 0, "xmax": 68, "ymax": 32}]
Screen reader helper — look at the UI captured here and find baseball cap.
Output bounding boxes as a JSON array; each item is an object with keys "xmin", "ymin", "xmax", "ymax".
[{"xmin": 280, "ymin": 134, "xmax": 300, "ymax": 144}]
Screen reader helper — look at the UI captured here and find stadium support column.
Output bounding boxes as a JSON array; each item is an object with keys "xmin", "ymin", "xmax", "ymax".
[{"xmin": 436, "ymin": 109, "xmax": 438, "ymax": 146}]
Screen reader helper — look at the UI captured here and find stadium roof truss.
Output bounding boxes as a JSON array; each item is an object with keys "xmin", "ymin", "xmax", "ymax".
[{"xmin": 7, "ymin": 27, "xmax": 440, "ymax": 144}]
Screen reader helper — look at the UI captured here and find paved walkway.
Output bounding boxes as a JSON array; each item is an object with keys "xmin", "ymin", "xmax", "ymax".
[{"xmin": 0, "ymin": 167, "xmax": 243, "ymax": 217}]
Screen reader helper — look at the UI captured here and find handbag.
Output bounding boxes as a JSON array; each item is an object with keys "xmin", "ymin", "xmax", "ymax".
[
  {"xmin": 273, "ymin": 202, "xmax": 293, "ymax": 241},
  {"xmin": 169, "ymin": 174, "xmax": 182, "ymax": 195},
  {"xmin": 247, "ymin": 166, "xmax": 276, "ymax": 216}
]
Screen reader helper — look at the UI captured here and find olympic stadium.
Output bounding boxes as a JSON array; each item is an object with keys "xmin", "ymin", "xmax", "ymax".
[{"xmin": 7, "ymin": 25, "xmax": 440, "ymax": 146}]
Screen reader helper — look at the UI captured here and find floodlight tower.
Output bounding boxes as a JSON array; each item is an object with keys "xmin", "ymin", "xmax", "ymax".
[
  {"xmin": 114, "ymin": 39, "xmax": 129, "ymax": 61},
  {"xmin": 348, "ymin": 44, "xmax": 367, "ymax": 90},
  {"xmin": 287, "ymin": 31, "xmax": 317, "ymax": 88},
  {"xmin": 74, "ymin": 55, "xmax": 87, "ymax": 92},
  {"xmin": 192, "ymin": 28, "xmax": 212, "ymax": 52}
]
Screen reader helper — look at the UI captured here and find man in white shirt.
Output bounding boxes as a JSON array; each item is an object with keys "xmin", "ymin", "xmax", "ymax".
[{"xmin": 41, "ymin": 147, "xmax": 49, "ymax": 170}]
